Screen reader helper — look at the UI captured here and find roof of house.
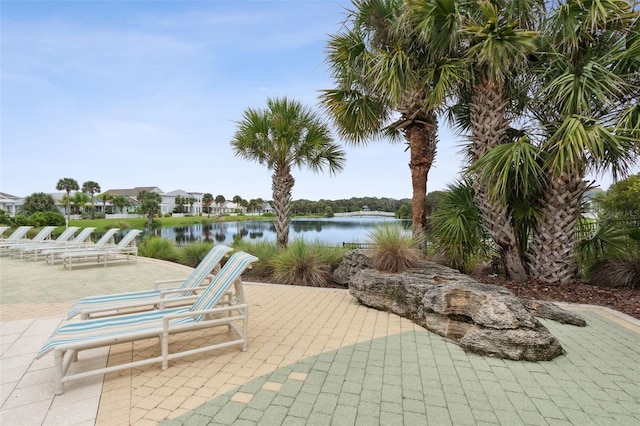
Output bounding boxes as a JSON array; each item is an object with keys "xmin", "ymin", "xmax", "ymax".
[{"xmin": 104, "ymin": 187, "xmax": 163, "ymax": 197}]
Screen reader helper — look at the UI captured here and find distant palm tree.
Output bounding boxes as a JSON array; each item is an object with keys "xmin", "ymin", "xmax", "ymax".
[
  {"xmin": 82, "ymin": 181, "xmax": 101, "ymax": 219},
  {"xmin": 202, "ymin": 193, "xmax": 214, "ymax": 217},
  {"xmin": 111, "ymin": 195, "xmax": 129, "ymax": 214},
  {"xmin": 97, "ymin": 192, "xmax": 112, "ymax": 215},
  {"xmin": 232, "ymin": 97, "xmax": 346, "ymax": 247},
  {"xmin": 56, "ymin": 177, "xmax": 79, "ymax": 225},
  {"xmin": 215, "ymin": 195, "xmax": 226, "ymax": 215}
]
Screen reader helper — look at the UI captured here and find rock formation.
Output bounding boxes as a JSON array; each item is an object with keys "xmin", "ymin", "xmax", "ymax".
[{"xmin": 336, "ymin": 250, "xmax": 585, "ymax": 361}]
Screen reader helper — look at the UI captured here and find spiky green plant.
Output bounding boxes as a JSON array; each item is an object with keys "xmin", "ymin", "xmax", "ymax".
[
  {"xmin": 138, "ymin": 236, "xmax": 179, "ymax": 262},
  {"xmin": 270, "ymin": 239, "xmax": 335, "ymax": 287},
  {"xmin": 180, "ymin": 241, "xmax": 215, "ymax": 267},
  {"xmin": 232, "ymin": 239, "xmax": 278, "ymax": 280},
  {"xmin": 366, "ymin": 223, "xmax": 422, "ymax": 273},
  {"xmin": 588, "ymin": 257, "xmax": 640, "ymax": 289}
]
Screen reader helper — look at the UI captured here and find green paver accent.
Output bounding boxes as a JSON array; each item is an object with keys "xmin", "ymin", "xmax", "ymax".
[{"xmin": 164, "ymin": 312, "xmax": 640, "ymax": 426}]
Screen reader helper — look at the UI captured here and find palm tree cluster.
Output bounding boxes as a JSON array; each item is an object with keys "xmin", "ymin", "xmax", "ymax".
[{"xmin": 319, "ymin": 0, "xmax": 639, "ymax": 285}]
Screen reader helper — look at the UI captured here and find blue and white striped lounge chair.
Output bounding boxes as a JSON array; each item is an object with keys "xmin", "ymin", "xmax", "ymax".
[
  {"xmin": 58, "ymin": 229, "xmax": 142, "ymax": 270},
  {"xmin": 44, "ymin": 228, "xmax": 120, "ymax": 265},
  {"xmin": 13, "ymin": 227, "xmax": 82, "ymax": 260},
  {"xmin": 36, "ymin": 250, "xmax": 258, "ymax": 395},
  {"xmin": 0, "ymin": 226, "xmax": 53, "ymax": 254},
  {"xmin": 66, "ymin": 244, "xmax": 233, "ymax": 319}
]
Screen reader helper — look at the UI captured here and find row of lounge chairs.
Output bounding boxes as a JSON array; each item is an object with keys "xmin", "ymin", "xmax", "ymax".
[
  {"xmin": 1, "ymin": 226, "xmax": 141, "ymax": 269},
  {"xmin": 35, "ymin": 245, "xmax": 258, "ymax": 395}
]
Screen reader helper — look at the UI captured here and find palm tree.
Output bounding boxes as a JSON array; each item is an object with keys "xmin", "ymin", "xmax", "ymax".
[
  {"xmin": 97, "ymin": 192, "xmax": 112, "ymax": 215},
  {"xmin": 56, "ymin": 177, "xmax": 79, "ymax": 225},
  {"xmin": 138, "ymin": 190, "xmax": 162, "ymax": 227},
  {"xmin": 525, "ymin": 0, "xmax": 640, "ymax": 283},
  {"xmin": 202, "ymin": 193, "xmax": 214, "ymax": 217},
  {"xmin": 462, "ymin": 1, "xmax": 540, "ymax": 282},
  {"xmin": 320, "ymin": 0, "xmax": 457, "ymax": 246},
  {"xmin": 231, "ymin": 97, "xmax": 346, "ymax": 248},
  {"xmin": 215, "ymin": 195, "xmax": 226, "ymax": 216},
  {"xmin": 81, "ymin": 181, "xmax": 101, "ymax": 219},
  {"xmin": 71, "ymin": 192, "xmax": 91, "ymax": 214},
  {"xmin": 111, "ymin": 195, "xmax": 129, "ymax": 214}
]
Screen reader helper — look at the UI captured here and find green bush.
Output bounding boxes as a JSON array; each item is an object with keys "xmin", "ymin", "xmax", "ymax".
[
  {"xmin": 180, "ymin": 241, "xmax": 216, "ymax": 267},
  {"xmin": 366, "ymin": 223, "xmax": 422, "ymax": 273},
  {"xmin": 138, "ymin": 237, "xmax": 180, "ymax": 262},
  {"xmin": 270, "ymin": 239, "xmax": 335, "ymax": 287},
  {"xmin": 28, "ymin": 211, "xmax": 65, "ymax": 226},
  {"xmin": 232, "ymin": 240, "xmax": 278, "ymax": 279}
]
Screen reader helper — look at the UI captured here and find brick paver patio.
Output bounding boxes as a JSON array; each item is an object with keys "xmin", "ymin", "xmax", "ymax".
[{"xmin": 1, "ymin": 255, "xmax": 638, "ymax": 425}]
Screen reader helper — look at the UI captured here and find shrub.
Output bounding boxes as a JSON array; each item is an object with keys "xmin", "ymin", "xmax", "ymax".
[
  {"xmin": 180, "ymin": 241, "xmax": 215, "ymax": 267},
  {"xmin": 138, "ymin": 237, "xmax": 180, "ymax": 262},
  {"xmin": 117, "ymin": 221, "xmax": 131, "ymax": 229},
  {"xmin": 270, "ymin": 239, "xmax": 335, "ymax": 287},
  {"xmin": 588, "ymin": 257, "xmax": 640, "ymax": 289},
  {"xmin": 366, "ymin": 223, "xmax": 422, "ymax": 273},
  {"xmin": 232, "ymin": 240, "xmax": 278, "ymax": 279},
  {"xmin": 28, "ymin": 211, "xmax": 65, "ymax": 226}
]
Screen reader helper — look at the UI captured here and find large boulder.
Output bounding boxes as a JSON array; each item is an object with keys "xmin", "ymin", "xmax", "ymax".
[{"xmin": 341, "ymin": 251, "xmax": 575, "ymax": 361}]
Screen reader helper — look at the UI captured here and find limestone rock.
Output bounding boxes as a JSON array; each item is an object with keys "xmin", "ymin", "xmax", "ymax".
[{"xmin": 341, "ymin": 251, "xmax": 573, "ymax": 361}]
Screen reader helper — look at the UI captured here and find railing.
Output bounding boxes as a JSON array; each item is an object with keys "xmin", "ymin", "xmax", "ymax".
[{"xmin": 342, "ymin": 242, "xmax": 378, "ymax": 249}]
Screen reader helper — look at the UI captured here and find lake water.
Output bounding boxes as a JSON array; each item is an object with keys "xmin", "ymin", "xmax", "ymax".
[{"xmin": 155, "ymin": 217, "xmax": 410, "ymax": 246}]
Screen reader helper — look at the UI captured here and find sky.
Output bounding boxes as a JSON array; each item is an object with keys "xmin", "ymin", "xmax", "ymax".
[{"xmin": 1, "ymin": 0, "xmax": 634, "ymax": 202}]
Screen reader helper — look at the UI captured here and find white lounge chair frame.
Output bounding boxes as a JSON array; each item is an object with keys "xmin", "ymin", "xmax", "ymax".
[
  {"xmin": 13, "ymin": 227, "xmax": 81, "ymax": 260},
  {"xmin": 66, "ymin": 244, "xmax": 233, "ymax": 319},
  {"xmin": 0, "ymin": 226, "xmax": 10, "ymax": 239},
  {"xmin": 44, "ymin": 228, "xmax": 120, "ymax": 265},
  {"xmin": 59, "ymin": 229, "xmax": 142, "ymax": 270},
  {"xmin": 0, "ymin": 226, "xmax": 54, "ymax": 255},
  {"xmin": 37, "ymin": 250, "xmax": 258, "ymax": 395},
  {"xmin": 0, "ymin": 226, "xmax": 32, "ymax": 247}
]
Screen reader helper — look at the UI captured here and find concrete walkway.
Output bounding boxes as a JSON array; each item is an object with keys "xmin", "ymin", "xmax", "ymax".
[{"xmin": 1, "ymin": 255, "xmax": 639, "ymax": 425}]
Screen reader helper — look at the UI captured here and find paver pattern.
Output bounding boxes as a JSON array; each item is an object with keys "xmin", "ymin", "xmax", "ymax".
[{"xmin": 1, "ymin": 255, "xmax": 639, "ymax": 426}]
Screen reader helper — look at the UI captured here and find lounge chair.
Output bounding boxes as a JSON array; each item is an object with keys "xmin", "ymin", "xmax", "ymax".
[
  {"xmin": 66, "ymin": 244, "xmax": 233, "ymax": 319},
  {"xmin": 0, "ymin": 226, "xmax": 10, "ymax": 239},
  {"xmin": 12, "ymin": 227, "xmax": 81, "ymax": 260},
  {"xmin": 58, "ymin": 229, "xmax": 142, "ymax": 270},
  {"xmin": 36, "ymin": 250, "xmax": 258, "ymax": 395},
  {"xmin": 0, "ymin": 226, "xmax": 54, "ymax": 255},
  {"xmin": 44, "ymin": 228, "xmax": 120, "ymax": 265},
  {"xmin": 0, "ymin": 226, "xmax": 33, "ymax": 245}
]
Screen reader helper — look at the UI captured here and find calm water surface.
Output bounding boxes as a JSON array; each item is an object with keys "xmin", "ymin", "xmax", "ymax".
[{"xmin": 156, "ymin": 217, "xmax": 410, "ymax": 246}]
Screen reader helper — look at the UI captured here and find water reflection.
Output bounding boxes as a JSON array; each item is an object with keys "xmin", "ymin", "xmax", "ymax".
[{"xmin": 156, "ymin": 217, "xmax": 408, "ymax": 246}]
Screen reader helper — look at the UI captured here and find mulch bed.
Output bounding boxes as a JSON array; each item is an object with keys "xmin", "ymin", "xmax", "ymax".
[{"xmin": 471, "ymin": 272, "xmax": 640, "ymax": 320}]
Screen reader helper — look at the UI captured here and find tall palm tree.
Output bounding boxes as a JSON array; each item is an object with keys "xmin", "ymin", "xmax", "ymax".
[
  {"xmin": 526, "ymin": 0, "xmax": 640, "ymax": 283},
  {"xmin": 462, "ymin": 1, "xmax": 540, "ymax": 282},
  {"xmin": 56, "ymin": 177, "xmax": 79, "ymax": 225},
  {"xmin": 82, "ymin": 181, "xmax": 101, "ymax": 219},
  {"xmin": 320, "ymin": 0, "xmax": 460, "ymax": 246},
  {"xmin": 231, "ymin": 97, "xmax": 346, "ymax": 248}
]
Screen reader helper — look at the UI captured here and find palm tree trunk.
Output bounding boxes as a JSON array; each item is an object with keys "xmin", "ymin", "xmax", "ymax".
[
  {"xmin": 272, "ymin": 164, "xmax": 295, "ymax": 248},
  {"xmin": 527, "ymin": 172, "xmax": 585, "ymax": 284},
  {"xmin": 406, "ymin": 112, "xmax": 437, "ymax": 248},
  {"xmin": 471, "ymin": 77, "xmax": 528, "ymax": 281}
]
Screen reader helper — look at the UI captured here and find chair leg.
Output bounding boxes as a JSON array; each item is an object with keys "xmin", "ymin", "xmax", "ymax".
[
  {"xmin": 161, "ymin": 332, "xmax": 169, "ymax": 370},
  {"xmin": 54, "ymin": 350, "xmax": 65, "ymax": 395}
]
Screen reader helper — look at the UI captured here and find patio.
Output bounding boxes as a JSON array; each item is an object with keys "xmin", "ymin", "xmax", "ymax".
[{"xmin": 1, "ymin": 256, "xmax": 639, "ymax": 425}]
